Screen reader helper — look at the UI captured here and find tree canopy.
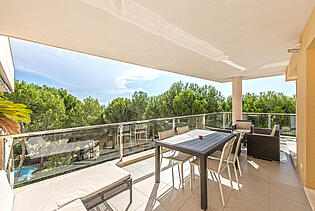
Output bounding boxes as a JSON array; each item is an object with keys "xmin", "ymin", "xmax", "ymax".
[{"xmin": 2, "ymin": 80, "xmax": 296, "ymax": 132}]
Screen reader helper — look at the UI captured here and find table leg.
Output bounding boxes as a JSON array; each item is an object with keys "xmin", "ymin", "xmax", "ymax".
[
  {"xmin": 155, "ymin": 145, "xmax": 160, "ymax": 183},
  {"xmin": 200, "ymin": 155, "xmax": 208, "ymax": 210}
]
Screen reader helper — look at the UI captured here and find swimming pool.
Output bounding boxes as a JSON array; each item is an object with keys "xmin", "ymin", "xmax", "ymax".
[{"xmin": 14, "ymin": 168, "xmax": 36, "ymax": 182}]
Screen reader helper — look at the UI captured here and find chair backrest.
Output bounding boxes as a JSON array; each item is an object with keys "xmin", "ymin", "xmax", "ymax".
[
  {"xmin": 158, "ymin": 129, "xmax": 175, "ymax": 140},
  {"xmin": 218, "ymin": 137, "xmax": 236, "ymax": 172},
  {"xmin": 236, "ymin": 120, "xmax": 252, "ymax": 130},
  {"xmin": 176, "ymin": 125, "xmax": 189, "ymax": 135},
  {"xmin": 232, "ymin": 133, "xmax": 244, "ymax": 162},
  {"xmin": 270, "ymin": 124, "xmax": 279, "ymax": 136}
]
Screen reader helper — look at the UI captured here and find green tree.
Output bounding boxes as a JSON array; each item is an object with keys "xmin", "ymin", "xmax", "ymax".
[
  {"xmin": 130, "ymin": 91, "xmax": 148, "ymax": 120},
  {"xmin": 103, "ymin": 98, "xmax": 132, "ymax": 123}
]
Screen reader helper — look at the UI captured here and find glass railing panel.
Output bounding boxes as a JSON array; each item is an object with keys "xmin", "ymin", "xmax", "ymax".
[
  {"xmin": 120, "ymin": 123, "xmax": 155, "ymax": 157},
  {"xmin": 272, "ymin": 114, "xmax": 296, "ymax": 137},
  {"xmin": 176, "ymin": 116, "xmax": 198, "ymax": 130},
  {"xmin": 8, "ymin": 126, "xmax": 120, "ymax": 187},
  {"xmin": 3, "ymin": 112, "xmax": 296, "ymax": 188},
  {"xmin": 205, "ymin": 113, "xmax": 223, "ymax": 128}
]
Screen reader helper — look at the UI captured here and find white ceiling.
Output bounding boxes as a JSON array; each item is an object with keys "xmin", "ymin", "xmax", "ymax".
[{"xmin": 0, "ymin": 0, "xmax": 314, "ymax": 82}]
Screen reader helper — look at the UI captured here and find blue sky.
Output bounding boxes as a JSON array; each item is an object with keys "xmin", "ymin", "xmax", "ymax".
[{"xmin": 10, "ymin": 38, "xmax": 296, "ymax": 105}]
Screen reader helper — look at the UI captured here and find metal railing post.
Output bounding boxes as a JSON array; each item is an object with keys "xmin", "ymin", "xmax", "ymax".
[
  {"xmin": 119, "ymin": 125, "xmax": 123, "ymax": 162},
  {"xmin": 268, "ymin": 114, "xmax": 271, "ymax": 129},
  {"xmin": 222, "ymin": 113, "xmax": 226, "ymax": 129},
  {"xmin": 172, "ymin": 118, "xmax": 176, "ymax": 132},
  {"xmin": 202, "ymin": 114, "xmax": 206, "ymax": 129}
]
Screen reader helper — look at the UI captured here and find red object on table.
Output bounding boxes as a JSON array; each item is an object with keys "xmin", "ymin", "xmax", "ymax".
[{"xmin": 199, "ymin": 135, "xmax": 203, "ymax": 139}]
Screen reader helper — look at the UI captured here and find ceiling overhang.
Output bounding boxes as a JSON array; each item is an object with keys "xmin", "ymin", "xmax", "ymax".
[{"xmin": 0, "ymin": 0, "xmax": 314, "ymax": 82}]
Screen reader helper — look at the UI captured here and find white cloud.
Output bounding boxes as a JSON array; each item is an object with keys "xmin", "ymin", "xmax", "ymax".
[{"xmin": 113, "ymin": 68, "xmax": 163, "ymax": 94}]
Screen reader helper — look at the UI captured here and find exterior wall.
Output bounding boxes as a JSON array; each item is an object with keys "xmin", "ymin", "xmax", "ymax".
[
  {"xmin": 287, "ymin": 6, "xmax": 315, "ymax": 188},
  {"xmin": 0, "ymin": 35, "xmax": 14, "ymax": 92}
]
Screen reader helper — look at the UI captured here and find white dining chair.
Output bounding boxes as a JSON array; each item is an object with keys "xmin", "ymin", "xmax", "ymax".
[
  {"xmin": 158, "ymin": 129, "xmax": 192, "ymax": 189},
  {"xmin": 190, "ymin": 137, "xmax": 236, "ymax": 206},
  {"xmin": 209, "ymin": 133, "xmax": 244, "ymax": 190}
]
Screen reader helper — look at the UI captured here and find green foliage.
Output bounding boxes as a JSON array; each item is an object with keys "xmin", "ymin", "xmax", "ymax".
[
  {"xmin": 103, "ymin": 97, "xmax": 133, "ymax": 123},
  {"xmin": 3, "ymin": 81, "xmax": 105, "ymax": 132},
  {"xmin": 47, "ymin": 153, "xmax": 73, "ymax": 168},
  {"xmin": 3, "ymin": 80, "xmax": 296, "ymax": 133}
]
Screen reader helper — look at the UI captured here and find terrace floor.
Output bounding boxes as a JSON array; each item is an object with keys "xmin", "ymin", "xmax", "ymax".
[{"xmin": 103, "ymin": 142, "xmax": 312, "ymax": 211}]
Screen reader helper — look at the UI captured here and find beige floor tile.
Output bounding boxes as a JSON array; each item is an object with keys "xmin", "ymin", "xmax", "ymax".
[
  {"xmin": 108, "ymin": 188, "xmax": 148, "ymax": 211},
  {"xmin": 270, "ymin": 172, "xmax": 301, "ymax": 188},
  {"xmin": 133, "ymin": 176, "xmax": 171, "ymax": 200},
  {"xmin": 269, "ymin": 194, "xmax": 312, "ymax": 211},
  {"xmin": 130, "ymin": 169, "xmax": 148, "ymax": 181},
  {"xmin": 118, "ymin": 148, "xmax": 312, "ymax": 211},
  {"xmin": 155, "ymin": 184, "xmax": 196, "ymax": 211},
  {"xmin": 191, "ymin": 178, "xmax": 233, "ymax": 209},
  {"xmin": 238, "ymin": 172, "xmax": 270, "ymax": 192},
  {"xmin": 270, "ymin": 181, "xmax": 309, "ymax": 205},
  {"xmin": 134, "ymin": 199, "xmax": 168, "ymax": 211},
  {"xmin": 224, "ymin": 199, "xmax": 268, "ymax": 211},
  {"xmin": 177, "ymin": 196, "xmax": 223, "ymax": 211},
  {"xmin": 227, "ymin": 185, "xmax": 268, "ymax": 210}
]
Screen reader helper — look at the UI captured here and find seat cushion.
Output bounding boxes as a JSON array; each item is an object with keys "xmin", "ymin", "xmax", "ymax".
[
  {"xmin": 234, "ymin": 129, "xmax": 251, "ymax": 134},
  {"xmin": 57, "ymin": 199, "xmax": 87, "ymax": 211},
  {"xmin": 236, "ymin": 122, "xmax": 252, "ymax": 130},
  {"xmin": 0, "ymin": 170, "xmax": 14, "ymax": 211},
  {"xmin": 191, "ymin": 158, "xmax": 227, "ymax": 173},
  {"xmin": 13, "ymin": 163, "xmax": 130, "ymax": 211}
]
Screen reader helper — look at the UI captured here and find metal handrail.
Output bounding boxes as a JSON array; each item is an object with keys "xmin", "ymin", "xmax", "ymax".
[
  {"xmin": 0, "ymin": 112, "xmax": 296, "ymax": 139},
  {"xmin": 0, "ymin": 113, "xmax": 215, "ymax": 139}
]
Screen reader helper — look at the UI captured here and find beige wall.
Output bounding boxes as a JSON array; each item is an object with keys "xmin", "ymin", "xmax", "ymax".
[{"xmin": 287, "ymin": 6, "xmax": 315, "ymax": 188}]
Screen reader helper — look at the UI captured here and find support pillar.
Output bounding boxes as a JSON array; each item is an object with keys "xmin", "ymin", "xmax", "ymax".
[{"xmin": 232, "ymin": 77, "xmax": 243, "ymax": 124}]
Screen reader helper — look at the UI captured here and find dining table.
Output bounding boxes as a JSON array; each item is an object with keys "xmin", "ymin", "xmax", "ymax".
[{"xmin": 154, "ymin": 129, "xmax": 235, "ymax": 211}]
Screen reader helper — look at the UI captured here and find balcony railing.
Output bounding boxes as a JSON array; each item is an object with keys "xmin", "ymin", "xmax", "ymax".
[{"xmin": 1, "ymin": 112, "xmax": 295, "ymax": 188}]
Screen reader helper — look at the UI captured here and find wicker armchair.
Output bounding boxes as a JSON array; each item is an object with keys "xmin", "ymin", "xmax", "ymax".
[{"xmin": 247, "ymin": 125, "xmax": 280, "ymax": 161}]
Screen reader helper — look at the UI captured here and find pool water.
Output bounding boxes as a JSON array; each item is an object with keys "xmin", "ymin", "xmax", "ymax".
[{"xmin": 14, "ymin": 168, "xmax": 36, "ymax": 182}]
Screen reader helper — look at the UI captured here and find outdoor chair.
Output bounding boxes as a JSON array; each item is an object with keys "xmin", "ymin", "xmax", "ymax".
[
  {"xmin": 158, "ymin": 129, "xmax": 192, "ymax": 189},
  {"xmin": 208, "ymin": 133, "xmax": 244, "ymax": 190},
  {"xmin": 190, "ymin": 137, "xmax": 236, "ymax": 206},
  {"xmin": 232, "ymin": 120, "xmax": 253, "ymax": 146},
  {"xmin": 232, "ymin": 120, "xmax": 253, "ymax": 134},
  {"xmin": 1, "ymin": 163, "xmax": 132, "ymax": 211},
  {"xmin": 247, "ymin": 124, "xmax": 280, "ymax": 161},
  {"xmin": 176, "ymin": 125, "xmax": 190, "ymax": 135}
]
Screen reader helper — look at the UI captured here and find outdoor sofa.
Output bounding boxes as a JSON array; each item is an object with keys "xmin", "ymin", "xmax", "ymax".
[{"xmin": 0, "ymin": 163, "xmax": 132, "ymax": 211}]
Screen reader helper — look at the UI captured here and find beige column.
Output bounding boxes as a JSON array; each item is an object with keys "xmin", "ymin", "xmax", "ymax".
[{"xmin": 232, "ymin": 77, "xmax": 242, "ymax": 124}]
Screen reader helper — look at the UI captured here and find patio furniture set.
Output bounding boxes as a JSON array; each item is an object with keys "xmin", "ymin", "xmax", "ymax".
[{"xmin": 155, "ymin": 121, "xmax": 280, "ymax": 210}]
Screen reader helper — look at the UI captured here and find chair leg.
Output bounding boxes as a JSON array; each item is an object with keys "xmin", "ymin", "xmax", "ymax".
[
  {"xmin": 181, "ymin": 163, "xmax": 184, "ymax": 189},
  {"xmin": 227, "ymin": 164, "xmax": 233, "ymax": 190},
  {"xmin": 178, "ymin": 163, "xmax": 182, "ymax": 188},
  {"xmin": 233, "ymin": 163, "xmax": 240, "ymax": 190},
  {"xmin": 190, "ymin": 164, "xmax": 193, "ymax": 190},
  {"xmin": 236, "ymin": 157, "xmax": 242, "ymax": 177},
  {"xmin": 192, "ymin": 165, "xmax": 195, "ymax": 180},
  {"xmin": 217, "ymin": 175, "xmax": 225, "ymax": 207},
  {"xmin": 171, "ymin": 161, "xmax": 175, "ymax": 187}
]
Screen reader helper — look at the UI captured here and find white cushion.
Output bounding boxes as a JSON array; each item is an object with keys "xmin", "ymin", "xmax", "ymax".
[
  {"xmin": 57, "ymin": 199, "xmax": 86, "ymax": 211},
  {"xmin": 0, "ymin": 170, "xmax": 14, "ymax": 211},
  {"xmin": 13, "ymin": 163, "xmax": 130, "ymax": 211}
]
